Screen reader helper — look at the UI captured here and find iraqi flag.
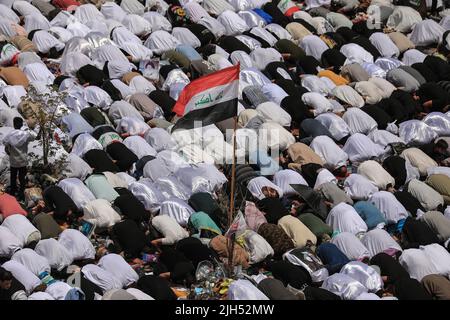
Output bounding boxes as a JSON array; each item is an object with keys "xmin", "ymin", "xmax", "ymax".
[{"xmin": 171, "ymin": 64, "xmax": 239, "ymax": 132}]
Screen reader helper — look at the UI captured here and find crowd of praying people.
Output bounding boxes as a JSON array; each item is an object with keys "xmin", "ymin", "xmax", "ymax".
[{"xmin": 1, "ymin": 0, "xmax": 450, "ymax": 301}]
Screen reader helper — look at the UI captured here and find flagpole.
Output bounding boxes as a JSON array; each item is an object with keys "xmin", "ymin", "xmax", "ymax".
[{"xmin": 227, "ymin": 115, "xmax": 238, "ymax": 276}]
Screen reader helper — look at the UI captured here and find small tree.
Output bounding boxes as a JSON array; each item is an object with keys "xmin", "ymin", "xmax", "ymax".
[{"xmin": 20, "ymin": 85, "xmax": 69, "ymax": 177}]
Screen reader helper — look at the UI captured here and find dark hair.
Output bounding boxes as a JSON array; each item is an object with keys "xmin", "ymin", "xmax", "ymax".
[
  {"xmin": 435, "ymin": 139, "xmax": 449, "ymax": 150},
  {"xmin": 0, "ymin": 267, "xmax": 13, "ymax": 281},
  {"xmin": 13, "ymin": 117, "xmax": 23, "ymax": 129}
]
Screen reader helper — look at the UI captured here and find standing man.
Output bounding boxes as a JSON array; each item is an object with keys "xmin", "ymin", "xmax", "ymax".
[{"xmin": 3, "ymin": 117, "xmax": 36, "ymax": 200}]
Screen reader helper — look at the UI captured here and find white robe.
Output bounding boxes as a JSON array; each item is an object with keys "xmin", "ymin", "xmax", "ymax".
[
  {"xmin": 81, "ymin": 264, "xmax": 122, "ymax": 292},
  {"xmin": 273, "ymin": 169, "xmax": 308, "ymax": 195},
  {"xmin": 97, "ymin": 253, "xmax": 139, "ymax": 288},
  {"xmin": 342, "ymin": 107, "xmax": 377, "ymax": 135},
  {"xmin": 123, "ymin": 135, "xmax": 157, "ymax": 159},
  {"xmin": 401, "ymin": 49, "xmax": 427, "ymax": 66},
  {"xmin": 256, "ymin": 101, "xmax": 291, "ymax": 127},
  {"xmin": 386, "ymin": 6, "xmax": 423, "ymax": 33},
  {"xmin": 247, "ymin": 176, "xmax": 283, "ymax": 200},
  {"xmin": 159, "ymin": 198, "xmax": 195, "ymax": 227},
  {"xmin": 409, "ymin": 19, "xmax": 445, "ymax": 47},
  {"xmin": 326, "ymin": 203, "xmax": 368, "ymax": 235},
  {"xmin": 58, "ymin": 229, "xmax": 96, "ymax": 260},
  {"xmin": 299, "ymin": 35, "xmax": 329, "ymax": 61},
  {"xmin": 171, "ymin": 27, "xmax": 201, "ymax": 48},
  {"xmin": 331, "ymin": 232, "xmax": 370, "ymax": 260},
  {"xmin": 82, "ymin": 199, "xmax": 122, "ymax": 228},
  {"xmin": 332, "ymin": 85, "xmax": 365, "ymax": 108},
  {"xmin": 1, "ymin": 260, "xmax": 41, "ymax": 294},
  {"xmin": 302, "ymin": 93, "xmax": 333, "ymax": 116},
  {"xmin": 310, "ymin": 135, "xmax": 348, "ymax": 170},
  {"xmin": 58, "ymin": 178, "xmax": 96, "ymax": 210},
  {"xmin": 369, "ymin": 32, "xmax": 400, "ymax": 58},
  {"xmin": 342, "ymin": 133, "xmax": 385, "ymax": 163},
  {"xmin": 340, "ymin": 43, "xmax": 374, "ymax": 64},
  {"xmin": 361, "ymin": 228, "xmax": 402, "ymax": 258},
  {"xmin": 0, "ymin": 225, "xmax": 22, "ymax": 258},
  {"xmin": 315, "ymin": 113, "xmax": 351, "ymax": 141},
  {"xmin": 398, "ymin": 249, "xmax": 432, "ymax": 282},
  {"xmin": 144, "ymin": 30, "xmax": 180, "ymax": 55},
  {"xmin": 128, "ymin": 181, "xmax": 166, "ymax": 212},
  {"xmin": 11, "ymin": 248, "xmax": 51, "ymax": 277},
  {"xmin": 35, "ymin": 238, "xmax": 73, "ymax": 272},
  {"xmin": 1, "ymin": 214, "xmax": 40, "ymax": 247},
  {"xmin": 344, "ymin": 174, "xmax": 379, "ymax": 201},
  {"xmin": 369, "ymin": 191, "xmax": 408, "ymax": 224}
]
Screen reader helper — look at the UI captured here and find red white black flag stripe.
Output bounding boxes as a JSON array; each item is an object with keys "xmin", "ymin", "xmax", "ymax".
[{"xmin": 171, "ymin": 65, "xmax": 239, "ymax": 131}]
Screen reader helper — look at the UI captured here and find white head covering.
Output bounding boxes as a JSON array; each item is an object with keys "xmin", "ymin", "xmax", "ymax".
[
  {"xmin": 367, "ymin": 77, "xmax": 396, "ymax": 99},
  {"xmin": 58, "ymin": 229, "xmax": 96, "ymax": 260},
  {"xmin": 159, "ymin": 198, "xmax": 195, "ymax": 227},
  {"xmin": 321, "ymin": 273, "xmax": 368, "ymax": 300},
  {"xmin": 344, "ymin": 174, "xmax": 379, "ymax": 201},
  {"xmin": 340, "ymin": 43, "xmax": 374, "ymax": 64},
  {"xmin": 70, "ymin": 133, "xmax": 103, "ymax": 158},
  {"xmin": 409, "ymin": 19, "xmax": 445, "ymax": 47},
  {"xmin": 0, "ymin": 226, "xmax": 22, "ymax": 258},
  {"xmin": 299, "ymin": 35, "xmax": 329, "ymax": 61},
  {"xmin": 122, "ymin": 14, "xmax": 152, "ymax": 36},
  {"xmin": 172, "ymin": 27, "xmax": 201, "ymax": 48},
  {"xmin": 144, "ymin": 128, "xmax": 177, "ymax": 152},
  {"xmin": 123, "ymin": 135, "xmax": 157, "ymax": 159},
  {"xmin": 97, "ymin": 253, "xmax": 139, "ymax": 288},
  {"xmin": 250, "ymin": 47, "xmax": 283, "ymax": 71},
  {"xmin": 369, "ymin": 32, "xmax": 400, "ymax": 58},
  {"xmin": 340, "ymin": 261, "xmax": 384, "ymax": 292},
  {"xmin": 144, "ymin": 30, "xmax": 180, "ymax": 55},
  {"xmin": 310, "ymin": 135, "xmax": 348, "ymax": 170},
  {"xmin": 273, "ymin": 169, "xmax": 308, "ymax": 195},
  {"xmin": 230, "ymin": 50, "xmax": 253, "ymax": 69},
  {"xmin": 386, "ymin": 6, "xmax": 422, "ymax": 33},
  {"xmin": 83, "ymin": 86, "xmax": 113, "ymax": 110},
  {"xmin": 342, "ymin": 133, "xmax": 385, "ymax": 163},
  {"xmin": 116, "ymin": 117, "xmax": 151, "ymax": 136},
  {"xmin": 398, "ymin": 248, "xmax": 434, "ymax": 282},
  {"xmin": 28, "ymin": 292, "xmax": 56, "ymax": 300},
  {"xmin": 183, "ymin": 2, "xmax": 210, "ymax": 23},
  {"xmin": 302, "ymin": 93, "xmax": 333, "ymax": 116},
  {"xmin": 11, "ymin": 248, "xmax": 51, "ymax": 277},
  {"xmin": 331, "ymin": 232, "xmax": 370, "ymax": 260},
  {"xmin": 81, "ymin": 264, "xmax": 123, "ymax": 292},
  {"xmin": 367, "ymin": 129, "xmax": 405, "ymax": 150},
  {"xmin": 256, "ymin": 101, "xmax": 291, "ymax": 127},
  {"xmin": 301, "ymin": 75, "xmax": 330, "ymax": 96},
  {"xmin": 369, "ymin": 191, "xmax": 408, "ymax": 224},
  {"xmin": 228, "ymin": 279, "xmax": 269, "ymax": 300},
  {"xmin": 342, "ymin": 107, "xmax": 378, "ymax": 135},
  {"xmin": 361, "ymin": 228, "xmax": 402, "ymax": 258},
  {"xmin": 314, "ymin": 168, "xmax": 337, "ymax": 189},
  {"xmin": 247, "ymin": 176, "xmax": 283, "ymax": 200},
  {"xmin": 143, "ymin": 12, "xmax": 172, "ymax": 32},
  {"xmin": 35, "ymin": 239, "xmax": 74, "ymax": 272},
  {"xmin": 1, "ymin": 260, "xmax": 41, "ymax": 294},
  {"xmin": 126, "ymin": 288, "xmax": 154, "ymax": 300},
  {"xmin": 401, "ymin": 49, "xmax": 427, "ymax": 66},
  {"xmin": 326, "ymin": 202, "xmax": 368, "ymax": 235},
  {"xmin": 315, "ymin": 112, "xmax": 351, "ymax": 141},
  {"xmin": 1, "ymin": 214, "xmax": 40, "ymax": 247},
  {"xmin": 203, "ymin": 0, "xmax": 235, "ymax": 16},
  {"xmin": 332, "ymin": 85, "xmax": 365, "ymax": 108},
  {"xmin": 265, "ymin": 23, "xmax": 292, "ymax": 40},
  {"xmin": 128, "ymin": 181, "xmax": 165, "ymax": 212}
]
